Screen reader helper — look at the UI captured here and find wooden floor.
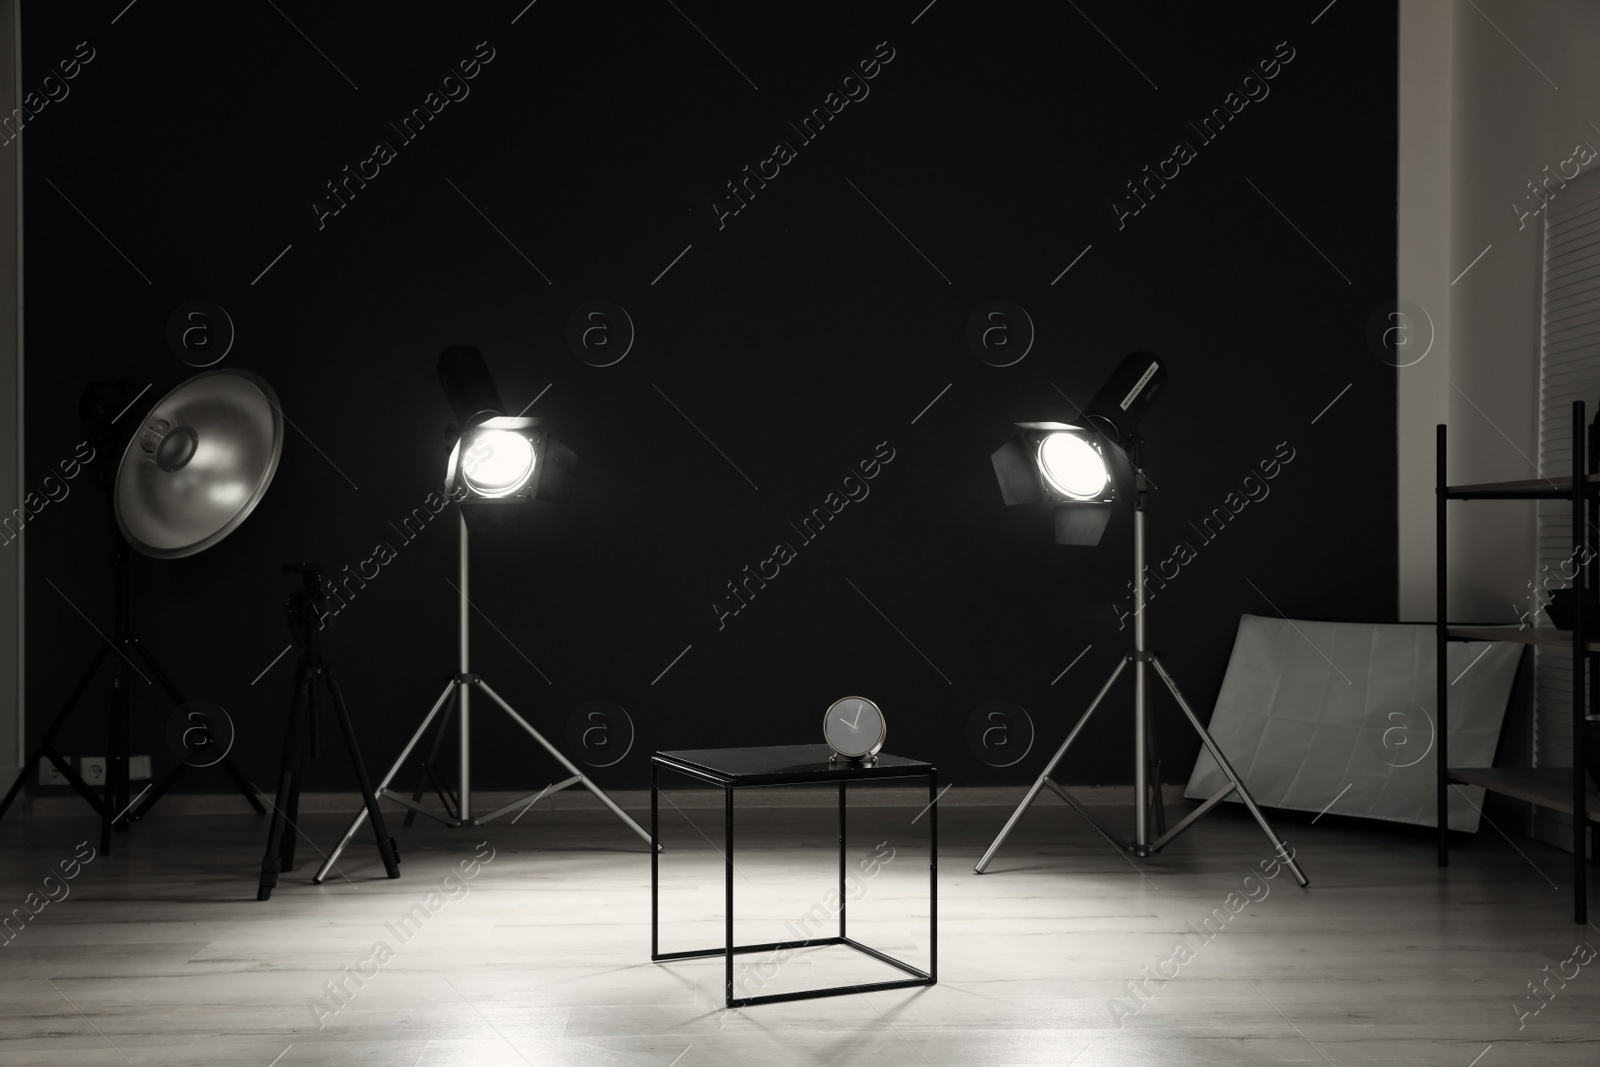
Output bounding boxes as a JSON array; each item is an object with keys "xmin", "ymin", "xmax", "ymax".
[{"xmin": 0, "ymin": 793, "xmax": 1596, "ymax": 1066}]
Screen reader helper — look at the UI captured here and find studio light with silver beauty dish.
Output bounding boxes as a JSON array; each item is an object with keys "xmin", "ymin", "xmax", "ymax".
[{"xmin": 0, "ymin": 369, "xmax": 283, "ymax": 851}]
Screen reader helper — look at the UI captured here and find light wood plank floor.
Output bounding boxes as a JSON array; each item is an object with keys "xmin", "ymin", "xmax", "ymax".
[{"xmin": 0, "ymin": 794, "xmax": 1595, "ymax": 1066}]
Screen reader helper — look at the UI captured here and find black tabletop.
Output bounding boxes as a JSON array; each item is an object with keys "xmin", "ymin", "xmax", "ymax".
[{"xmin": 653, "ymin": 744, "xmax": 934, "ymax": 786}]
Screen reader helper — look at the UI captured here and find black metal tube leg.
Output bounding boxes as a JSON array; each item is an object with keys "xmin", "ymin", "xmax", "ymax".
[
  {"xmin": 1436, "ymin": 423, "xmax": 1449, "ymax": 868},
  {"xmin": 258, "ymin": 660, "xmax": 310, "ymax": 901},
  {"xmin": 113, "ymin": 659, "xmax": 130, "ymax": 834},
  {"xmin": 0, "ymin": 758, "xmax": 35, "ymax": 823},
  {"xmin": 0, "ymin": 646, "xmax": 112, "ymax": 824},
  {"xmin": 128, "ymin": 639, "xmax": 268, "ymax": 818},
  {"xmin": 929, "ymin": 769, "xmax": 938, "ymax": 983},
  {"xmin": 725, "ymin": 785, "xmax": 734, "ymax": 1008},
  {"xmin": 278, "ymin": 675, "xmax": 315, "ymax": 876},
  {"xmin": 100, "ymin": 673, "xmax": 124, "ymax": 857},
  {"xmin": 259, "ymin": 767, "xmax": 297, "ymax": 900},
  {"xmin": 128, "ymin": 760, "xmax": 188, "ymax": 824},
  {"xmin": 838, "ymin": 781, "xmax": 847, "ymax": 938},
  {"xmin": 1572, "ymin": 400, "xmax": 1588, "ymax": 926},
  {"xmin": 217, "ymin": 754, "xmax": 268, "ymax": 815},
  {"xmin": 279, "ymin": 664, "xmax": 317, "ymax": 873},
  {"xmin": 130, "ymin": 638, "xmax": 184, "ymax": 709},
  {"xmin": 651, "ymin": 763, "xmax": 659, "ymax": 960}
]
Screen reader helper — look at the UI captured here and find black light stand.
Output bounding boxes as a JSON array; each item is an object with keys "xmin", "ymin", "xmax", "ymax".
[
  {"xmin": 0, "ymin": 516, "xmax": 264, "ymax": 855},
  {"xmin": 122, "ymin": 536, "xmax": 265, "ymax": 823},
  {"xmin": 0, "ymin": 377, "xmax": 276, "ymax": 849},
  {"xmin": 257, "ymin": 565, "xmax": 400, "ymax": 900}
]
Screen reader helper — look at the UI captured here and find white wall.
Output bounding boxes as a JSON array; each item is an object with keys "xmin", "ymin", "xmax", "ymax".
[
  {"xmin": 0, "ymin": 0, "xmax": 19, "ymax": 780},
  {"xmin": 1399, "ymin": 1, "xmax": 1600, "ymax": 853},
  {"xmin": 1399, "ymin": 0, "xmax": 1600, "ymax": 621},
  {"xmin": 1397, "ymin": 0, "xmax": 1454, "ymax": 619}
]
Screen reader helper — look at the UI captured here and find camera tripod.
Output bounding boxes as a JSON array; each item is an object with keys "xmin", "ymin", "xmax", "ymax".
[{"xmin": 258, "ymin": 565, "xmax": 400, "ymax": 900}]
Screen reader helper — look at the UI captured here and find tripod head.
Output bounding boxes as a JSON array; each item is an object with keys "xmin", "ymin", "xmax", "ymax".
[{"xmin": 284, "ymin": 563, "xmax": 329, "ymax": 651}]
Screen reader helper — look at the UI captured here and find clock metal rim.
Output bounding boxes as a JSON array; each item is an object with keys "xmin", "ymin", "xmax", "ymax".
[{"xmin": 823, "ymin": 694, "xmax": 886, "ymax": 761}]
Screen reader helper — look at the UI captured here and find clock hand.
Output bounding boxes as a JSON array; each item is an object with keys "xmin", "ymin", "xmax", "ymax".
[
  {"xmin": 839, "ymin": 717, "xmax": 859, "ymax": 732},
  {"xmin": 847, "ymin": 704, "xmax": 863, "ymax": 729}
]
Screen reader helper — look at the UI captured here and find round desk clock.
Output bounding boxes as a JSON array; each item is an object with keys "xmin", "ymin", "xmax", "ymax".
[{"xmin": 824, "ymin": 696, "xmax": 886, "ymax": 764}]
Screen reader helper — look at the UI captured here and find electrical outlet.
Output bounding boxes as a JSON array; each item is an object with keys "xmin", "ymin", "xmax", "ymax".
[
  {"xmin": 38, "ymin": 758, "xmax": 70, "ymax": 786},
  {"xmin": 129, "ymin": 755, "xmax": 151, "ymax": 781},
  {"xmin": 80, "ymin": 757, "xmax": 106, "ymax": 785}
]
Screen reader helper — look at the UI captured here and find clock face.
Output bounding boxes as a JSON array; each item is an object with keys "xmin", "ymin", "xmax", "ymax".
[{"xmin": 823, "ymin": 696, "xmax": 886, "ymax": 760}]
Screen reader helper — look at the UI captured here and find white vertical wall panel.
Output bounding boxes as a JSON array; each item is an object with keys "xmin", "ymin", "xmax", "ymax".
[{"xmin": 1535, "ymin": 175, "xmax": 1600, "ymax": 774}]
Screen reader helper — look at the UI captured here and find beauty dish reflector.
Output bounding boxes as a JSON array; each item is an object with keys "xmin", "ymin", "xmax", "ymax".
[{"xmin": 114, "ymin": 369, "xmax": 284, "ymax": 559}]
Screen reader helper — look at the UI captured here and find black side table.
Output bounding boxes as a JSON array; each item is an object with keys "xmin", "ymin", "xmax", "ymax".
[{"xmin": 651, "ymin": 744, "xmax": 937, "ymax": 1008}]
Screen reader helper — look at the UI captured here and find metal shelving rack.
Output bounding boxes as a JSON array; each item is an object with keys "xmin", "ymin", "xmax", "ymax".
[{"xmin": 1436, "ymin": 402, "xmax": 1599, "ymax": 925}]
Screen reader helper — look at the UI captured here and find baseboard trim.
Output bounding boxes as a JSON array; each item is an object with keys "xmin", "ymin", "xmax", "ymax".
[{"xmin": 18, "ymin": 783, "xmax": 1194, "ymax": 817}]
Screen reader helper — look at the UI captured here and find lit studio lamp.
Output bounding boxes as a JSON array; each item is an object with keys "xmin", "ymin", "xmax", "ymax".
[
  {"xmin": 315, "ymin": 347, "xmax": 650, "ymax": 881},
  {"xmin": 973, "ymin": 352, "xmax": 1307, "ymax": 885}
]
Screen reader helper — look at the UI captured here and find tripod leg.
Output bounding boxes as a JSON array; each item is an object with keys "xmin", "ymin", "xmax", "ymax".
[
  {"xmin": 129, "ymin": 760, "xmax": 181, "ymax": 816},
  {"xmin": 217, "ymin": 758, "xmax": 270, "ymax": 819},
  {"xmin": 126, "ymin": 641, "xmax": 186, "ymax": 826},
  {"xmin": 0, "ymin": 646, "xmax": 114, "ymax": 822},
  {"xmin": 259, "ymin": 658, "xmax": 311, "ymax": 900},
  {"xmin": 129, "ymin": 637, "xmax": 185, "ymax": 707},
  {"xmin": 258, "ymin": 782, "xmax": 294, "ymax": 900},
  {"xmin": 280, "ymin": 668, "xmax": 317, "ymax": 873},
  {"xmin": 114, "ymin": 655, "xmax": 132, "ymax": 832},
  {"xmin": 324, "ymin": 665, "xmax": 401, "ymax": 879},
  {"xmin": 101, "ymin": 671, "xmax": 129, "ymax": 857},
  {"xmin": 128, "ymin": 753, "xmax": 265, "ymax": 826},
  {"xmin": 1147, "ymin": 717, "xmax": 1167, "ymax": 838},
  {"xmin": 217, "ymin": 756, "xmax": 268, "ymax": 815},
  {"xmin": 128, "ymin": 642, "xmax": 266, "ymax": 815},
  {"xmin": 405, "ymin": 692, "xmax": 458, "ymax": 828},
  {"xmin": 471, "ymin": 680, "xmax": 651, "ymax": 843},
  {"xmin": 421, "ymin": 761, "xmax": 460, "ymax": 822},
  {"xmin": 975, "ymin": 658, "xmax": 1128, "ymax": 873},
  {"xmin": 1, "ymin": 749, "xmax": 102, "ymax": 821},
  {"xmin": 1149, "ymin": 656, "xmax": 1308, "ymax": 887},
  {"xmin": 314, "ymin": 681, "xmax": 457, "ymax": 884}
]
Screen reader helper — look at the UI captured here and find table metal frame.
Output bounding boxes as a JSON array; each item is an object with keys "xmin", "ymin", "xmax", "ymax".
[{"xmin": 650, "ymin": 751, "xmax": 937, "ymax": 1008}]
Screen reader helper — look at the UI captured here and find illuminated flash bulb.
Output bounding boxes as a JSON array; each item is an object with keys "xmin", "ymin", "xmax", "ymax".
[
  {"xmin": 461, "ymin": 429, "xmax": 536, "ymax": 497},
  {"xmin": 1037, "ymin": 432, "xmax": 1109, "ymax": 500}
]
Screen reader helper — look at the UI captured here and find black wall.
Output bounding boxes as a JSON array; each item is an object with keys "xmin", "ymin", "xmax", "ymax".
[{"xmin": 19, "ymin": 1, "xmax": 1398, "ymax": 793}]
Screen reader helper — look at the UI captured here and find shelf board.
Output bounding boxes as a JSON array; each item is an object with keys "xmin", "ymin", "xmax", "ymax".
[
  {"xmin": 1443, "ymin": 473, "xmax": 1600, "ymax": 499},
  {"xmin": 1445, "ymin": 625, "xmax": 1599, "ymax": 651},
  {"xmin": 1447, "ymin": 767, "xmax": 1600, "ymax": 823}
]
